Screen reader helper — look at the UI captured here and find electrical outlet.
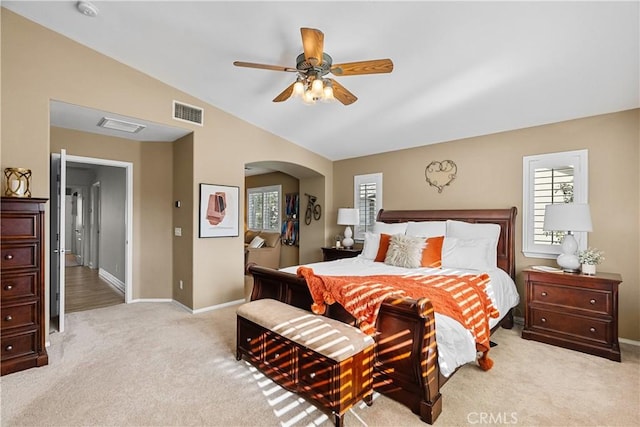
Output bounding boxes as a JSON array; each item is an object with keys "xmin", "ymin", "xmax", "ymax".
[
  {"xmin": 179, "ymin": 280, "xmax": 183, "ymax": 290},
  {"xmin": 174, "ymin": 227, "xmax": 182, "ymax": 237}
]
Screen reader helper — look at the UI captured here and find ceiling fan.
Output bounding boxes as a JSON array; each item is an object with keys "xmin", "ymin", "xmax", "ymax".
[{"xmin": 233, "ymin": 28, "xmax": 393, "ymax": 105}]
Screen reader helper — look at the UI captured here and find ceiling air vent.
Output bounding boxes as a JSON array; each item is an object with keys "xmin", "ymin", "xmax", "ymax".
[{"xmin": 173, "ymin": 101, "xmax": 203, "ymax": 126}]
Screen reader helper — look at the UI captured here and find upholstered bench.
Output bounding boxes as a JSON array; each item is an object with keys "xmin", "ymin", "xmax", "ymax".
[{"xmin": 236, "ymin": 298, "xmax": 375, "ymax": 427}]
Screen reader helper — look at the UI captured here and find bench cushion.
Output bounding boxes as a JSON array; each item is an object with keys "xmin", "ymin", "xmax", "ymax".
[{"xmin": 237, "ymin": 299, "xmax": 374, "ymax": 362}]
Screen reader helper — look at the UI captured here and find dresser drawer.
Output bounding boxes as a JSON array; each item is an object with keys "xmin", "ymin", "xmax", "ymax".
[
  {"xmin": 0, "ymin": 215, "xmax": 38, "ymax": 240},
  {"xmin": 530, "ymin": 282, "xmax": 611, "ymax": 316},
  {"xmin": 1, "ymin": 244, "xmax": 38, "ymax": 270},
  {"xmin": 264, "ymin": 333, "xmax": 294, "ymax": 376},
  {"xmin": 530, "ymin": 308, "xmax": 611, "ymax": 344},
  {"xmin": 299, "ymin": 350, "xmax": 334, "ymax": 404},
  {"xmin": 1, "ymin": 331, "xmax": 37, "ymax": 360},
  {"xmin": 1, "ymin": 301, "xmax": 37, "ymax": 331},
  {"xmin": 1, "ymin": 272, "xmax": 37, "ymax": 300},
  {"xmin": 237, "ymin": 318, "xmax": 264, "ymax": 359}
]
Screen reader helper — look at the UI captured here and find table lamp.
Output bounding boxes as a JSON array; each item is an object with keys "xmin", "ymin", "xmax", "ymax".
[
  {"xmin": 543, "ymin": 203, "xmax": 592, "ymax": 272},
  {"xmin": 337, "ymin": 208, "xmax": 359, "ymax": 248}
]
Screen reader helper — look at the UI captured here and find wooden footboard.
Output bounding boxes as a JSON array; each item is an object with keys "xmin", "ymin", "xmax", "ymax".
[{"xmin": 248, "ymin": 264, "xmax": 442, "ymax": 424}]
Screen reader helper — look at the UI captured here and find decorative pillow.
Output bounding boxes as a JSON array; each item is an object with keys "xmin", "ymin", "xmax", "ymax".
[
  {"xmin": 374, "ymin": 233, "xmax": 392, "ymax": 262},
  {"xmin": 373, "ymin": 221, "xmax": 408, "ymax": 235},
  {"xmin": 384, "ymin": 234, "xmax": 426, "ymax": 268},
  {"xmin": 421, "ymin": 236, "xmax": 444, "ymax": 267},
  {"xmin": 361, "ymin": 232, "xmax": 381, "ymax": 260},
  {"xmin": 406, "ymin": 221, "xmax": 447, "ymax": 238},
  {"xmin": 247, "ymin": 236, "xmax": 265, "ymax": 249},
  {"xmin": 441, "ymin": 237, "xmax": 494, "ymax": 271},
  {"xmin": 445, "ymin": 220, "xmax": 500, "ymax": 268}
]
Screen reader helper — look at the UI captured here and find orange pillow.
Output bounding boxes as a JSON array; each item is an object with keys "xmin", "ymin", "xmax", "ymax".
[
  {"xmin": 375, "ymin": 233, "xmax": 392, "ymax": 262},
  {"xmin": 421, "ymin": 236, "xmax": 444, "ymax": 267}
]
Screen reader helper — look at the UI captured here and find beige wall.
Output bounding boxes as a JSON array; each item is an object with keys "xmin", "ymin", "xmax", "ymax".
[
  {"xmin": 334, "ymin": 109, "xmax": 640, "ymax": 340},
  {"xmin": 1, "ymin": 10, "xmax": 333, "ymax": 315}
]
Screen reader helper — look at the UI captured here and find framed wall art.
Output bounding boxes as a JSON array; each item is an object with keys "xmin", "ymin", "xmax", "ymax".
[{"xmin": 199, "ymin": 183, "xmax": 239, "ymax": 238}]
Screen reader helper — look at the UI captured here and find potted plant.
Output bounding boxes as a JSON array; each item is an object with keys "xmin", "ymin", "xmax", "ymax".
[{"xmin": 578, "ymin": 248, "xmax": 604, "ymax": 275}]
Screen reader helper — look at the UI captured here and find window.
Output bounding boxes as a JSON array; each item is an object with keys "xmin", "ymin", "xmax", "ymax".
[
  {"xmin": 522, "ymin": 150, "xmax": 588, "ymax": 258},
  {"xmin": 247, "ymin": 185, "xmax": 281, "ymax": 232},
  {"xmin": 353, "ymin": 173, "xmax": 383, "ymax": 240}
]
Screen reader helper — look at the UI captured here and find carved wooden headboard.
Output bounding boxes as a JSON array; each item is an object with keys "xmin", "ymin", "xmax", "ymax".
[{"xmin": 376, "ymin": 207, "xmax": 517, "ymax": 279}]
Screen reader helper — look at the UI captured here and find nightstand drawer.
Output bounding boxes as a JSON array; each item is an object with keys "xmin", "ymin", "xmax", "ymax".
[
  {"xmin": 530, "ymin": 282, "xmax": 611, "ymax": 316},
  {"xmin": 530, "ymin": 308, "xmax": 610, "ymax": 344}
]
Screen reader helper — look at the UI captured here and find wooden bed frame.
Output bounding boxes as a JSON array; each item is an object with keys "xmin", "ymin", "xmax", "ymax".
[{"xmin": 247, "ymin": 207, "xmax": 517, "ymax": 424}]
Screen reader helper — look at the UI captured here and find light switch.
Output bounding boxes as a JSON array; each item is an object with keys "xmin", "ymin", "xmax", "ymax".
[{"xmin": 174, "ymin": 227, "xmax": 182, "ymax": 237}]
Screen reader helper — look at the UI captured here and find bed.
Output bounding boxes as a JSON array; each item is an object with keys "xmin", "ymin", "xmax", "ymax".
[{"xmin": 247, "ymin": 207, "xmax": 518, "ymax": 424}]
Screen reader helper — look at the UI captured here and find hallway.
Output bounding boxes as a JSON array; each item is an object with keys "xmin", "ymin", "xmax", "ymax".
[{"xmin": 65, "ymin": 265, "xmax": 124, "ymax": 313}]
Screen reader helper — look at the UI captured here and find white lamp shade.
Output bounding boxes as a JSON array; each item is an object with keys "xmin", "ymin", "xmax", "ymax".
[
  {"xmin": 543, "ymin": 203, "xmax": 593, "ymax": 232},
  {"xmin": 337, "ymin": 208, "xmax": 359, "ymax": 225}
]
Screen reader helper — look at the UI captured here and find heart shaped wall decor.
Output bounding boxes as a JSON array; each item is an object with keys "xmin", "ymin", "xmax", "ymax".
[{"xmin": 425, "ymin": 160, "xmax": 457, "ymax": 193}]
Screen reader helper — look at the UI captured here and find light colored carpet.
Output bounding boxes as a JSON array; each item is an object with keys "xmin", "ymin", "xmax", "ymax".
[{"xmin": 1, "ymin": 302, "xmax": 638, "ymax": 426}]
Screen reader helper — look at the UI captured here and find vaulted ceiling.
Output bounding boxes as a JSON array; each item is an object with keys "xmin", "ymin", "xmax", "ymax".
[{"xmin": 4, "ymin": 1, "xmax": 639, "ymax": 160}]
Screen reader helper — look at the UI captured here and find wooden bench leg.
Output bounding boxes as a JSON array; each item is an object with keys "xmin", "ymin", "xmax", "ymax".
[
  {"xmin": 333, "ymin": 413, "xmax": 343, "ymax": 427},
  {"xmin": 364, "ymin": 392, "xmax": 373, "ymax": 407}
]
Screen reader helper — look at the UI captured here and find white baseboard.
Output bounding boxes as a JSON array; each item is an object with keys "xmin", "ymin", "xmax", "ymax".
[
  {"xmin": 129, "ymin": 298, "xmax": 173, "ymax": 304},
  {"xmin": 98, "ymin": 268, "xmax": 125, "ymax": 294},
  {"xmin": 619, "ymin": 337, "xmax": 640, "ymax": 347},
  {"xmin": 191, "ymin": 299, "xmax": 244, "ymax": 314}
]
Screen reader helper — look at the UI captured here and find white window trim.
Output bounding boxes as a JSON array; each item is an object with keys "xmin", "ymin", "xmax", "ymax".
[
  {"xmin": 522, "ymin": 149, "xmax": 588, "ymax": 259},
  {"xmin": 353, "ymin": 172, "xmax": 383, "ymax": 241},
  {"xmin": 247, "ymin": 184, "xmax": 281, "ymax": 232}
]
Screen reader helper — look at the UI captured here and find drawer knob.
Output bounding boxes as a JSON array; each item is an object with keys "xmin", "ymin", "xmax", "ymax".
[
  {"xmin": 589, "ymin": 299, "xmax": 596, "ymax": 305},
  {"xmin": 4, "ymin": 284, "xmax": 13, "ymax": 290},
  {"xmin": 541, "ymin": 317, "xmax": 547, "ymax": 323},
  {"xmin": 541, "ymin": 292, "xmax": 547, "ymax": 297},
  {"xmin": 4, "ymin": 254, "xmax": 13, "ymax": 260},
  {"xmin": 4, "ymin": 315, "xmax": 12, "ymax": 321},
  {"xmin": 5, "ymin": 345, "xmax": 13, "ymax": 351},
  {"xmin": 310, "ymin": 372, "xmax": 316, "ymax": 379},
  {"xmin": 590, "ymin": 327, "xmax": 596, "ymax": 333},
  {"xmin": 246, "ymin": 337, "xmax": 251, "ymax": 342},
  {"xmin": 274, "ymin": 353, "xmax": 280, "ymax": 359}
]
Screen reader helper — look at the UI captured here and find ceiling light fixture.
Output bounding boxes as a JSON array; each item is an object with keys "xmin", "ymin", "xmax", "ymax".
[
  {"xmin": 97, "ymin": 117, "xmax": 146, "ymax": 134},
  {"xmin": 76, "ymin": 1, "xmax": 99, "ymax": 18},
  {"xmin": 294, "ymin": 74, "xmax": 335, "ymax": 106}
]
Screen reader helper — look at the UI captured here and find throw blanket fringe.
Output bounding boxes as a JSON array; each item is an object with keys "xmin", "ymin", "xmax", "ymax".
[{"xmin": 297, "ymin": 267, "xmax": 499, "ymax": 371}]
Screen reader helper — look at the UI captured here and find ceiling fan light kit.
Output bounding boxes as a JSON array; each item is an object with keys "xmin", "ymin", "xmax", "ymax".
[{"xmin": 234, "ymin": 27, "xmax": 393, "ymax": 106}]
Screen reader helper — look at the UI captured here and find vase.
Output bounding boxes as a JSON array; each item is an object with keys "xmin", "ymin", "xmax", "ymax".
[{"xmin": 581, "ymin": 264, "xmax": 596, "ymax": 275}]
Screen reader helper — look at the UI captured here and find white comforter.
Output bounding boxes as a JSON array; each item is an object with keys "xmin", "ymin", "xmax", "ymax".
[{"xmin": 280, "ymin": 256, "xmax": 520, "ymax": 377}]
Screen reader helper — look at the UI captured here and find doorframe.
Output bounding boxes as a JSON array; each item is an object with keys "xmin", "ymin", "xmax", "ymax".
[{"xmin": 57, "ymin": 155, "xmax": 134, "ymax": 313}]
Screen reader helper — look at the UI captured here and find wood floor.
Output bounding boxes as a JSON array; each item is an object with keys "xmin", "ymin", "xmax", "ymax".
[{"xmin": 65, "ymin": 266, "xmax": 124, "ymax": 313}]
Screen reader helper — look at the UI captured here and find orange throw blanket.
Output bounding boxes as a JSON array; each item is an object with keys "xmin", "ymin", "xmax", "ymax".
[{"xmin": 297, "ymin": 267, "xmax": 500, "ymax": 370}]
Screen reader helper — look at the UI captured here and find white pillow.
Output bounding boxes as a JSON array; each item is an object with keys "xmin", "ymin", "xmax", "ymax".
[
  {"xmin": 361, "ymin": 232, "xmax": 381, "ymax": 260},
  {"xmin": 441, "ymin": 237, "xmax": 494, "ymax": 271},
  {"xmin": 405, "ymin": 221, "xmax": 447, "ymax": 238},
  {"xmin": 445, "ymin": 220, "xmax": 500, "ymax": 268},
  {"xmin": 384, "ymin": 234, "xmax": 426, "ymax": 268},
  {"xmin": 373, "ymin": 221, "xmax": 408, "ymax": 235},
  {"xmin": 247, "ymin": 236, "xmax": 265, "ymax": 248}
]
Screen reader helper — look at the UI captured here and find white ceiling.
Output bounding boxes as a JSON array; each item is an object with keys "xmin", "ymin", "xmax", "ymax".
[{"xmin": 4, "ymin": 1, "xmax": 639, "ymax": 161}]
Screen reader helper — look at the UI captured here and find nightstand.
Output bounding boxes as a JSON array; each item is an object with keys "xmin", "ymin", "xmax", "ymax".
[
  {"xmin": 522, "ymin": 268, "xmax": 622, "ymax": 361},
  {"xmin": 321, "ymin": 247, "xmax": 362, "ymax": 262}
]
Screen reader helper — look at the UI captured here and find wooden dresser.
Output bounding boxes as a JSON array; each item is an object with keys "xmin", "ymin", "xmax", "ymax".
[
  {"xmin": 1, "ymin": 197, "xmax": 49, "ymax": 375},
  {"xmin": 522, "ymin": 268, "xmax": 622, "ymax": 361}
]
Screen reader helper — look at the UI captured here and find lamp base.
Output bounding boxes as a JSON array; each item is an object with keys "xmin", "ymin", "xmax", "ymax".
[{"xmin": 341, "ymin": 225, "xmax": 354, "ymax": 248}]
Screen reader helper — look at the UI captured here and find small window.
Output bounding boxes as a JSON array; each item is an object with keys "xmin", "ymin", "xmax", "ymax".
[
  {"xmin": 522, "ymin": 150, "xmax": 588, "ymax": 258},
  {"xmin": 353, "ymin": 173, "xmax": 383, "ymax": 240},
  {"xmin": 247, "ymin": 185, "xmax": 281, "ymax": 232}
]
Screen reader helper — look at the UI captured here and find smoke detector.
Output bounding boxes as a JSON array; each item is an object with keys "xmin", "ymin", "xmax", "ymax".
[{"xmin": 77, "ymin": 1, "xmax": 99, "ymax": 18}]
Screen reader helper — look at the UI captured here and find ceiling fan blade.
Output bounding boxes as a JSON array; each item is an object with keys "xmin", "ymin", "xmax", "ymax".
[
  {"xmin": 301, "ymin": 28, "xmax": 324, "ymax": 66},
  {"xmin": 233, "ymin": 61, "xmax": 298, "ymax": 73},
  {"xmin": 272, "ymin": 82, "xmax": 296, "ymax": 103},
  {"xmin": 330, "ymin": 59, "xmax": 394, "ymax": 76},
  {"xmin": 327, "ymin": 79, "xmax": 357, "ymax": 105}
]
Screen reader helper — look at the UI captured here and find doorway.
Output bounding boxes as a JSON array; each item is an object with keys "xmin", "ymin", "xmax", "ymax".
[{"xmin": 50, "ymin": 152, "xmax": 133, "ymax": 333}]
